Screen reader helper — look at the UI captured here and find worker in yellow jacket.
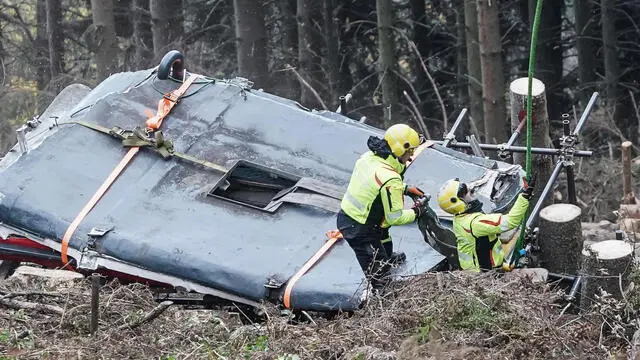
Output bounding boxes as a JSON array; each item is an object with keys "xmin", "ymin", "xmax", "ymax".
[
  {"xmin": 337, "ymin": 124, "xmax": 431, "ymax": 288},
  {"xmin": 436, "ymin": 177, "xmax": 534, "ymax": 272}
]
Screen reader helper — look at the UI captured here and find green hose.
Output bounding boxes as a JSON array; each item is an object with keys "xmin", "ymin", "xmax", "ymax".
[{"xmin": 513, "ymin": 0, "xmax": 543, "ymax": 266}]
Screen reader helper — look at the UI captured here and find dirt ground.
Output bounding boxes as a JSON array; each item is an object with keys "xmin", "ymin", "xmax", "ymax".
[{"xmin": 0, "ymin": 267, "xmax": 637, "ymax": 360}]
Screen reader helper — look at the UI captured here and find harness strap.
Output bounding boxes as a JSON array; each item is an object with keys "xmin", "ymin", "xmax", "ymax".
[
  {"xmin": 283, "ymin": 230, "xmax": 343, "ymax": 309},
  {"xmin": 60, "ymin": 76, "xmax": 198, "ymax": 268},
  {"xmin": 61, "ymin": 120, "xmax": 229, "ymax": 174},
  {"xmin": 60, "ymin": 147, "xmax": 139, "ymax": 267},
  {"xmin": 145, "ymin": 74, "xmax": 199, "ymax": 132}
]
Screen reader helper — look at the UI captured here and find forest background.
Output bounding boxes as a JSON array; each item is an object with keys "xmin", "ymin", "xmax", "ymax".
[{"xmin": 0, "ymin": 0, "xmax": 638, "ymax": 220}]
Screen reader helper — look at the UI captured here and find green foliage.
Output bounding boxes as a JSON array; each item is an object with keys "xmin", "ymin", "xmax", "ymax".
[
  {"xmin": 416, "ymin": 291, "xmax": 513, "ymax": 338},
  {"xmin": 417, "ymin": 316, "xmax": 433, "ymax": 344},
  {"xmin": 0, "ymin": 330, "xmax": 10, "ymax": 344},
  {"xmin": 243, "ymin": 334, "xmax": 268, "ymax": 358},
  {"xmin": 447, "ymin": 294, "xmax": 510, "ymax": 330}
]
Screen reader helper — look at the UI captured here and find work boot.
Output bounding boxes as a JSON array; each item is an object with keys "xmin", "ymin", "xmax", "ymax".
[{"xmin": 389, "ymin": 251, "xmax": 406, "ymax": 265}]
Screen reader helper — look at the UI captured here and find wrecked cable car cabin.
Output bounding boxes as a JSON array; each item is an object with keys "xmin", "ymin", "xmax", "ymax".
[{"xmin": 0, "ymin": 53, "xmax": 524, "ymax": 312}]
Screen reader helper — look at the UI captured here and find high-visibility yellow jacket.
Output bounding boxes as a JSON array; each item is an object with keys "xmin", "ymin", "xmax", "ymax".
[
  {"xmin": 452, "ymin": 194, "xmax": 529, "ymax": 272},
  {"xmin": 340, "ymin": 151, "xmax": 416, "ymax": 228}
]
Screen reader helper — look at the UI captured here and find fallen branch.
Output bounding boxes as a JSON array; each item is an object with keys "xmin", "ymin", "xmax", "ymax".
[
  {"xmin": 0, "ymin": 291, "xmax": 67, "ymax": 300},
  {"xmin": 284, "ymin": 64, "xmax": 328, "ymax": 110},
  {"xmin": 0, "ymin": 298, "xmax": 64, "ymax": 315},
  {"xmin": 402, "ymin": 90, "xmax": 431, "ymax": 139},
  {"xmin": 118, "ymin": 300, "xmax": 173, "ymax": 330}
]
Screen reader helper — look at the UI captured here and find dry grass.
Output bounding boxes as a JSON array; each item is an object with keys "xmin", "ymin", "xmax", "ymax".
[{"xmin": 0, "ymin": 268, "xmax": 634, "ymax": 359}]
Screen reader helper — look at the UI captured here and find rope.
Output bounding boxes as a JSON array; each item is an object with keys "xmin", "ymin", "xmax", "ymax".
[{"xmin": 512, "ymin": 0, "xmax": 543, "ymax": 266}]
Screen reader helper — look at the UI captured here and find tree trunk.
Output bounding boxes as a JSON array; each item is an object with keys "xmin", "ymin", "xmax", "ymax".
[
  {"xmin": 376, "ymin": 0, "xmax": 399, "ymax": 127},
  {"xmin": 133, "ymin": 0, "xmax": 153, "ymax": 68},
  {"xmin": 465, "ymin": 0, "xmax": 484, "ymax": 139},
  {"xmin": 601, "ymin": 0, "xmax": 622, "ymax": 130},
  {"xmin": 90, "ymin": 0, "xmax": 119, "ymax": 82},
  {"xmin": 580, "ymin": 240, "xmax": 633, "ymax": 312},
  {"xmin": 529, "ymin": 0, "xmax": 563, "ymax": 122},
  {"xmin": 150, "ymin": 0, "xmax": 184, "ymax": 58},
  {"xmin": 35, "ymin": 0, "xmax": 50, "ymax": 91},
  {"xmin": 233, "ymin": 0, "xmax": 269, "ymax": 90},
  {"xmin": 538, "ymin": 203, "xmax": 583, "ymax": 274},
  {"xmin": 113, "ymin": 0, "xmax": 133, "ymax": 38},
  {"xmin": 46, "ymin": 0, "xmax": 64, "ymax": 78},
  {"xmin": 410, "ymin": 0, "xmax": 430, "ymax": 114},
  {"xmin": 297, "ymin": 0, "xmax": 326, "ymax": 109},
  {"xmin": 574, "ymin": 0, "xmax": 597, "ymax": 103},
  {"xmin": 278, "ymin": 0, "xmax": 300, "ymax": 100},
  {"xmin": 477, "ymin": 0, "xmax": 506, "ymax": 144},
  {"xmin": 323, "ymin": 0, "xmax": 339, "ymax": 107},
  {"xmin": 508, "ymin": 77, "xmax": 554, "ymax": 209},
  {"xmin": 336, "ymin": 2, "xmax": 353, "ymax": 104},
  {"xmin": 455, "ymin": 5, "xmax": 468, "ymax": 134}
]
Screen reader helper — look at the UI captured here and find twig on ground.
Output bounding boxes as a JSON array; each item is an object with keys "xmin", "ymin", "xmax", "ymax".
[
  {"xmin": 117, "ymin": 300, "xmax": 173, "ymax": 330},
  {"xmin": 0, "ymin": 298, "xmax": 64, "ymax": 315}
]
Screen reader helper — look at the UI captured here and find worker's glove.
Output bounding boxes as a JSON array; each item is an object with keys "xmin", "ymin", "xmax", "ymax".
[
  {"xmin": 412, "ymin": 198, "xmax": 436, "ymax": 219},
  {"xmin": 521, "ymin": 173, "xmax": 536, "ymax": 200},
  {"xmin": 405, "ymin": 185, "xmax": 425, "ymax": 199}
]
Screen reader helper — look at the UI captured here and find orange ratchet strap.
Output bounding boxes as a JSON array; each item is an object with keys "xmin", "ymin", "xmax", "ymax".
[
  {"xmin": 283, "ymin": 230, "xmax": 343, "ymax": 309},
  {"xmin": 60, "ymin": 147, "xmax": 139, "ymax": 267},
  {"xmin": 145, "ymin": 74, "xmax": 198, "ymax": 131},
  {"xmin": 60, "ymin": 75, "xmax": 198, "ymax": 268}
]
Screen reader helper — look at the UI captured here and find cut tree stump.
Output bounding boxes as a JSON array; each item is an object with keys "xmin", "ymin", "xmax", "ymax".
[
  {"xmin": 508, "ymin": 77, "xmax": 554, "ymax": 210},
  {"xmin": 580, "ymin": 240, "xmax": 633, "ymax": 311},
  {"xmin": 538, "ymin": 203, "xmax": 582, "ymax": 274}
]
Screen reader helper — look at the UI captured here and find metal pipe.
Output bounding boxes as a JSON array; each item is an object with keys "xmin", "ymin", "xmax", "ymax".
[
  {"xmin": 467, "ymin": 134, "xmax": 485, "ymax": 157},
  {"xmin": 443, "ymin": 108, "xmax": 468, "ymax": 148},
  {"xmin": 566, "ymin": 276, "xmax": 583, "ymax": 302},
  {"xmin": 566, "ymin": 165, "xmax": 577, "ymax": 205},
  {"xmin": 526, "ymin": 160, "xmax": 565, "ymax": 229},
  {"xmin": 548, "ymin": 272, "xmax": 575, "ymax": 282},
  {"xmin": 562, "ymin": 115, "xmax": 571, "ymax": 136},
  {"xmin": 90, "ymin": 273, "xmax": 100, "ymax": 335},
  {"xmin": 434, "ymin": 141, "xmax": 593, "ymax": 157},
  {"xmin": 573, "ymin": 92, "xmax": 599, "ymax": 136},
  {"xmin": 506, "ymin": 119, "xmax": 526, "ymax": 148}
]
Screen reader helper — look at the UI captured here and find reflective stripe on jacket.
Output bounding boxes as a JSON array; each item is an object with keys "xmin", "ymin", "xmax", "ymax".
[
  {"xmin": 340, "ymin": 151, "xmax": 416, "ymax": 227},
  {"xmin": 452, "ymin": 194, "xmax": 529, "ymax": 272}
]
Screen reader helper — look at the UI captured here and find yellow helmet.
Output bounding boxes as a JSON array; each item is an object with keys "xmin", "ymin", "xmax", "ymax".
[
  {"xmin": 437, "ymin": 178, "xmax": 467, "ymax": 215},
  {"xmin": 384, "ymin": 124, "xmax": 421, "ymax": 157}
]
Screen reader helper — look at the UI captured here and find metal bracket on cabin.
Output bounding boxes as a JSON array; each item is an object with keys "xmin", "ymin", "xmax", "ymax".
[{"xmin": 87, "ymin": 225, "xmax": 114, "ymax": 250}]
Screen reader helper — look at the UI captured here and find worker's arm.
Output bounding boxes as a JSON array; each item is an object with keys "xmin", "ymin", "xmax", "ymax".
[
  {"xmin": 381, "ymin": 177, "xmax": 416, "ymax": 226},
  {"xmin": 470, "ymin": 194, "xmax": 529, "ymax": 237}
]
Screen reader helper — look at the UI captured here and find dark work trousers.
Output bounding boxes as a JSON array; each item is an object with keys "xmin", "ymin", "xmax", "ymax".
[{"xmin": 337, "ymin": 210, "xmax": 391, "ymax": 289}]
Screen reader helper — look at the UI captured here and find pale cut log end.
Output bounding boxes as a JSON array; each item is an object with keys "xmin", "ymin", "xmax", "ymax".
[
  {"xmin": 540, "ymin": 203, "xmax": 582, "ymax": 223},
  {"xmin": 582, "ymin": 240, "xmax": 633, "ymax": 260},
  {"xmin": 509, "ymin": 77, "xmax": 545, "ymax": 97}
]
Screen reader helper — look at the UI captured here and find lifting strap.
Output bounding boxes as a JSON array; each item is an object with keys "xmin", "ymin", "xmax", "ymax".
[
  {"xmin": 283, "ymin": 230, "xmax": 343, "ymax": 309},
  {"xmin": 145, "ymin": 74, "xmax": 199, "ymax": 132},
  {"xmin": 62, "ymin": 120, "xmax": 228, "ymax": 174},
  {"xmin": 60, "ymin": 75, "xmax": 199, "ymax": 268}
]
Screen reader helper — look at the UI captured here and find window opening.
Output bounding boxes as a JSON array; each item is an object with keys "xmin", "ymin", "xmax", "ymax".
[{"xmin": 208, "ymin": 160, "xmax": 300, "ymax": 212}]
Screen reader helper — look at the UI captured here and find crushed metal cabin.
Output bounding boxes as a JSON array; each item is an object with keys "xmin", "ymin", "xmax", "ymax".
[{"xmin": 0, "ymin": 54, "xmax": 525, "ymax": 312}]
